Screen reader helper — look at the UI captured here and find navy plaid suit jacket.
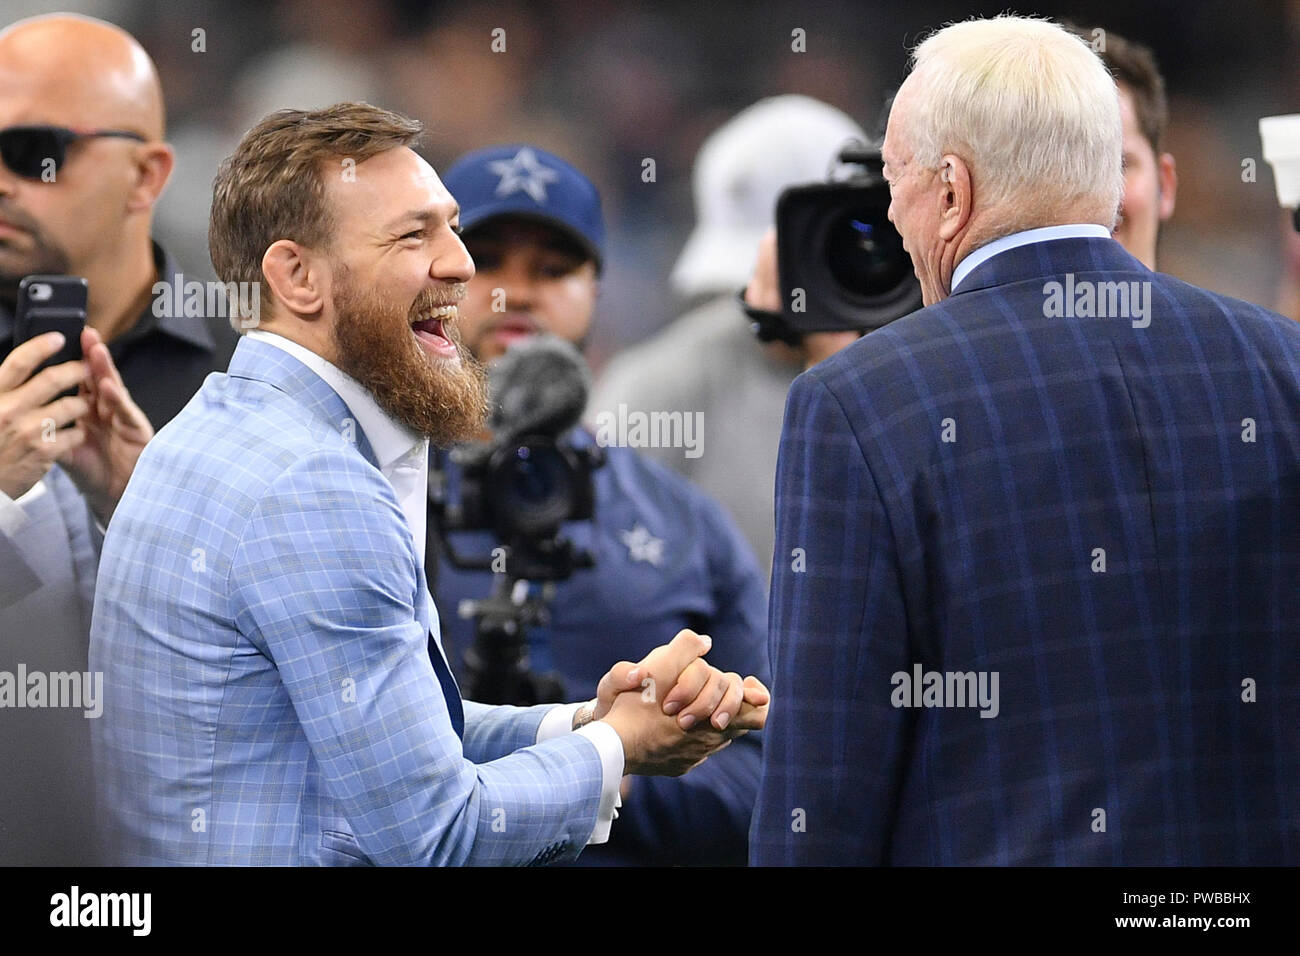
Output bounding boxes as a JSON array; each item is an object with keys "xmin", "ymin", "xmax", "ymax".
[{"xmin": 751, "ymin": 236, "xmax": 1300, "ymax": 865}]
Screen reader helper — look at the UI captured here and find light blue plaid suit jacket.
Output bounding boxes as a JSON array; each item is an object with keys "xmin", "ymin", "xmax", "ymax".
[{"xmin": 90, "ymin": 336, "xmax": 606, "ymax": 865}]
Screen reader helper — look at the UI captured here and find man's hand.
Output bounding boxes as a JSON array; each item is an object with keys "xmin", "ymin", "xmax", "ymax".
[
  {"xmin": 57, "ymin": 327, "xmax": 153, "ymax": 523},
  {"xmin": 593, "ymin": 629, "xmax": 771, "ymax": 776},
  {"xmin": 594, "ymin": 628, "xmax": 770, "ymax": 731},
  {"xmin": 744, "ymin": 229, "xmax": 783, "ymax": 314},
  {"xmin": 602, "ymin": 690, "xmax": 736, "ymax": 776},
  {"xmin": 0, "ymin": 331, "xmax": 91, "ymax": 500}
]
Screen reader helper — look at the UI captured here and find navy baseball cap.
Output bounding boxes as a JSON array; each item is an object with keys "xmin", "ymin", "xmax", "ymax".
[{"xmin": 441, "ymin": 144, "xmax": 605, "ymax": 271}]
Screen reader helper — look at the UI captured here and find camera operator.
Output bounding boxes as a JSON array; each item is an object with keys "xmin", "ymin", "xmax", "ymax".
[
  {"xmin": 741, "ymin": 228, "xmax": 859, "ymax": 367},
  {"xmin": 591, "ymin": 96, "xmax": 869, "ymax": 579},
  {"xmin": 430, "ymin": 144, "xmax": 769, "ymax": 866}
]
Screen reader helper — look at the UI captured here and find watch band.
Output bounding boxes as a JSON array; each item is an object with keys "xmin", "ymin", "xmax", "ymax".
[{"xmin": 572, "ymin": 701, "xmax": 597, "ymax": 730}]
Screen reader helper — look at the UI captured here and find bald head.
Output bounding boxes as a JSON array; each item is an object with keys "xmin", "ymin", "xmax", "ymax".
[
  {"xmin": 0, "ymin": 14, "xmax": 164, "ymax": 139},
  {"xmin": 0, "ymin": 14, "xmax": 174, "ymax": 335}
]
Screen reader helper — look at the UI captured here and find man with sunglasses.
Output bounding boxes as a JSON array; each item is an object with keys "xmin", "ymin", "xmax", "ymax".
[{"xmin": 0, "ymin": 14, "xmax": 233, "ymax": 865}]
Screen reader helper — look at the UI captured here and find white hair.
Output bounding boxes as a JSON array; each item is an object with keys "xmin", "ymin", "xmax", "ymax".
[{"xmin": 903, "ymin": 15, "xmax": 1124, "ymax": 228}]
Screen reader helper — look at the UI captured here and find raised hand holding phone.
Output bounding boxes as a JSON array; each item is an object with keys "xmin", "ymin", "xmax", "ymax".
[
  {"xmin": 57, "ymin": 326, "xmax": 153, "ymax": 523},
  {"xmin": 0, "ymin": 330, "xmax": 90, "ymax": 500}
]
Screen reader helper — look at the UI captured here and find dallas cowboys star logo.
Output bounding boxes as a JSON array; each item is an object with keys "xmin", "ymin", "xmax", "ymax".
[
  {"xmin": 487, "ymin": 147, "xmax": 561, "ymax": 203},
  {"xmin": 620, "ymin": 524, "xmax": 665, "ymax": 567}
]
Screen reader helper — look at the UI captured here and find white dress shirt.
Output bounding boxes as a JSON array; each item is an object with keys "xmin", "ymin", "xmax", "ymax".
[
  {"xmin": 247, "ymin": 329, "xmax": 623, "ymax": 843},
  {"xmin": 950, "ymin": 223, "xmax": 1112, "ymax": 294}
]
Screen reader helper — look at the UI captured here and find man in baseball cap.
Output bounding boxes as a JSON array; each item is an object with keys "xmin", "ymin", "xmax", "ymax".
[
  {"xmin": 441, "ymin": 144, "xmax": 604, "ymax": 363},
  {"xmin": 433, "ymin": 144, "xmax": 770, "ymax": 866}
]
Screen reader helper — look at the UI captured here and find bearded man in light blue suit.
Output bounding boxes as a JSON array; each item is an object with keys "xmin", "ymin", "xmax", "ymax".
[{"xmin": 90, "ymin": 103, "xmax": 768, "ymax": 866}]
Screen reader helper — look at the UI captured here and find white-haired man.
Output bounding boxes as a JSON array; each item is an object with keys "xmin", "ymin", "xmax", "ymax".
[{"xmin": 752, "ymin": 15, "xmax": 1300, "ymax": 865}]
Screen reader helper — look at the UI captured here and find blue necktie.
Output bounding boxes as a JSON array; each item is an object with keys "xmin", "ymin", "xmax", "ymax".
[{"xmin": 428, "ymin": 632, "xmax": 465, "ymax": 740}]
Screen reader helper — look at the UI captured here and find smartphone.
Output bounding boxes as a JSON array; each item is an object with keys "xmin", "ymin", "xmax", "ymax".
[{"xmin": 14, "ymin": 275, "xmax": 88, "ymax": 394}]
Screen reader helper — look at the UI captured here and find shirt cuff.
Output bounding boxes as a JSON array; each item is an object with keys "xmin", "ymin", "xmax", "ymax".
[
  {"xmin": 535, "ymin": 702, "xmax": 584, "ymax": 743},
  {"xmin": 574, "ymin": 720, "xmax": 624, "ymax": 844},
  {"xmin": 534, "ymin": 700, "xmax": 624, "ymax": 845}
]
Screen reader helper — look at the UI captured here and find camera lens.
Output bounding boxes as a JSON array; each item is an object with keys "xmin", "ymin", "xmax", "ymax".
[
  {"xmin": 494, "ymin": 441, "xmax": 573, "ymax": 535},
  {"xmin": 824, "ymin": 209, "xmax": 911, "ymax": 299}
]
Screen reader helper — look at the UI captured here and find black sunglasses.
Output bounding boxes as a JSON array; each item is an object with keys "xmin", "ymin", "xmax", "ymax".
[{"xmin": 0, "ymin": 124, "xmax": 146, "ymax": 180}]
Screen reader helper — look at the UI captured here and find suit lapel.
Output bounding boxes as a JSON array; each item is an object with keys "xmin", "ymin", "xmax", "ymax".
[
  {"xmin": 227, "ymin": 335, "xmax": 464, "ymax": 733},
  {"xmin": 225, "ymin": 336, "xmax": 382, "ymax": 469}
]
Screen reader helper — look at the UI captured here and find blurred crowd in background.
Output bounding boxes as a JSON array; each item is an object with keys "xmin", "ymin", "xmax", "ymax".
[{"xmin": 9, "ymin": 0, "xmax": 1296, "ymax": 369}]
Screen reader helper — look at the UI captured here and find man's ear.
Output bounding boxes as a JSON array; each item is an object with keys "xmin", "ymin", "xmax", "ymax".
[
  {"xmin": 1157, "ymin": 152, "xmax": 1178, "ymax": 221},
  {"xmin": 261, "ymin": 240, "xmax": 328, "ymax": 321},
  {"xmin": 125, "ymin": 143, "xmax": 175, "ymax": 212},
  {"xmin": 937, "ymin": 154, "xmax": 972, "ymax": 242}
]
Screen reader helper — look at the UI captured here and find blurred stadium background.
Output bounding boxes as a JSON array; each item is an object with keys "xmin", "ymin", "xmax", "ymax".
[{"xmin": 7, "ymin": 0, "xmax": 1296, "ymax": 368}]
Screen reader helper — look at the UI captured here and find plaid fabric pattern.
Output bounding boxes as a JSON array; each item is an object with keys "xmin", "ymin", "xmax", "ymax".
[
  {"xmin": 751, "ymin": 237, "xmax": 1300, "ymax": 865},
  {"xmin": 90, "ymin": 336, "xmax": 604, "ymax": 865}
]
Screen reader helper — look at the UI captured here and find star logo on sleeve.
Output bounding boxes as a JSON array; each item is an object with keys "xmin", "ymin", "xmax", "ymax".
[
  {"xmin": 620, "ymin": 524, "xmax": 665, "ymax": 567},
  {"xmin": 487, "ymin": 147, "xmax": 561, "ymax": 203}
]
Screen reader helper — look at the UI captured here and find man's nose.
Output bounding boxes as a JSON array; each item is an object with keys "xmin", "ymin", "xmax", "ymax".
[
  {"xmin": 493, "ymin": 261, "xmax": 539, "ymax": 311},
  {"xmin": 433, "ymin": 231, "xmax": 475, "ymax": 285},
  {"xmin": 0, "ymin": 161, "xmax": 21, "ymax": 199}
]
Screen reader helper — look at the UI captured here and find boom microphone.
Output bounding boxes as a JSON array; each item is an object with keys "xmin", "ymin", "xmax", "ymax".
[{"xmin": 487, "ymin": 333, "xmax": 591, "ymax": 440}]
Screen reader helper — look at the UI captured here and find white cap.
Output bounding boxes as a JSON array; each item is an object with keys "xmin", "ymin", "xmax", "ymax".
[
  {"xmin": 1260, "ymin": 114, "xmax": 1300, "ymax": 208},
  {"xmin": 670, "ymin": 95, "xmax": 868, "ymax": 298}
]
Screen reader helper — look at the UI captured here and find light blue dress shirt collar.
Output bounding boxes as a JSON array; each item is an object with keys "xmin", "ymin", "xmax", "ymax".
[{"xmin": 950, "ymin": 224, "xmax": 1112, "ymax": 294}]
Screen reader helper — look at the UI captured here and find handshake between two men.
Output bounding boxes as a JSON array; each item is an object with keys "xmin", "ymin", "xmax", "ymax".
[{"xmin": 590, "ymin": 628, "xmax": 770, "ymax": 778}]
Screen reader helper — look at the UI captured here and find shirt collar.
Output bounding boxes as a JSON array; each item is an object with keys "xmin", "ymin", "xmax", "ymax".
[
  {"xmin": 246, "ymin": 329, "xmax": 426, "ymax": 473},
  {"xmin": 950, "ymin": 224, "xmax": 1112, "ymax": 295}
]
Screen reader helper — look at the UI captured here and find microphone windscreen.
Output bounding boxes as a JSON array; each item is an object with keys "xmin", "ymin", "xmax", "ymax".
[{"xmin": 488, "ymin": 334, "xmax": 591, "ymax": 439}]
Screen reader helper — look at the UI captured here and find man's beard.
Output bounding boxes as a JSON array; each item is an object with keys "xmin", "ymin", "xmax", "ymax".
[
  {"xmin": 330, "ymin": 270, "xmax": 489, "ymax": 446},
  {"xmin": 0, "ymin": 202, "xmax": 72, "ymax": 310}
]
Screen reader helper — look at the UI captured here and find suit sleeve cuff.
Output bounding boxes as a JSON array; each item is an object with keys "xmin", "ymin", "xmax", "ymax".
[{"xmin": 0, "ymin": 480, "xmax": 45, "ymax": 536}]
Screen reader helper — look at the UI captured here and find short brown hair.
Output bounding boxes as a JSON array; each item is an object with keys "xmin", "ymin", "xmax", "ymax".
[
  {"xmin": 1066, "ymin": 25, "xmax": 1168, "ymax": 154},
  {"xmin": 208, "ymin": 102, "xmax": 423, "ymax": 295}
]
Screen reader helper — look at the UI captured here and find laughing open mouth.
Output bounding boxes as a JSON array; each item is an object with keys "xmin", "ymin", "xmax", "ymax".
[{"xmin": 411, "ymin": 304, "xmax": 460, "ymax": 358}]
